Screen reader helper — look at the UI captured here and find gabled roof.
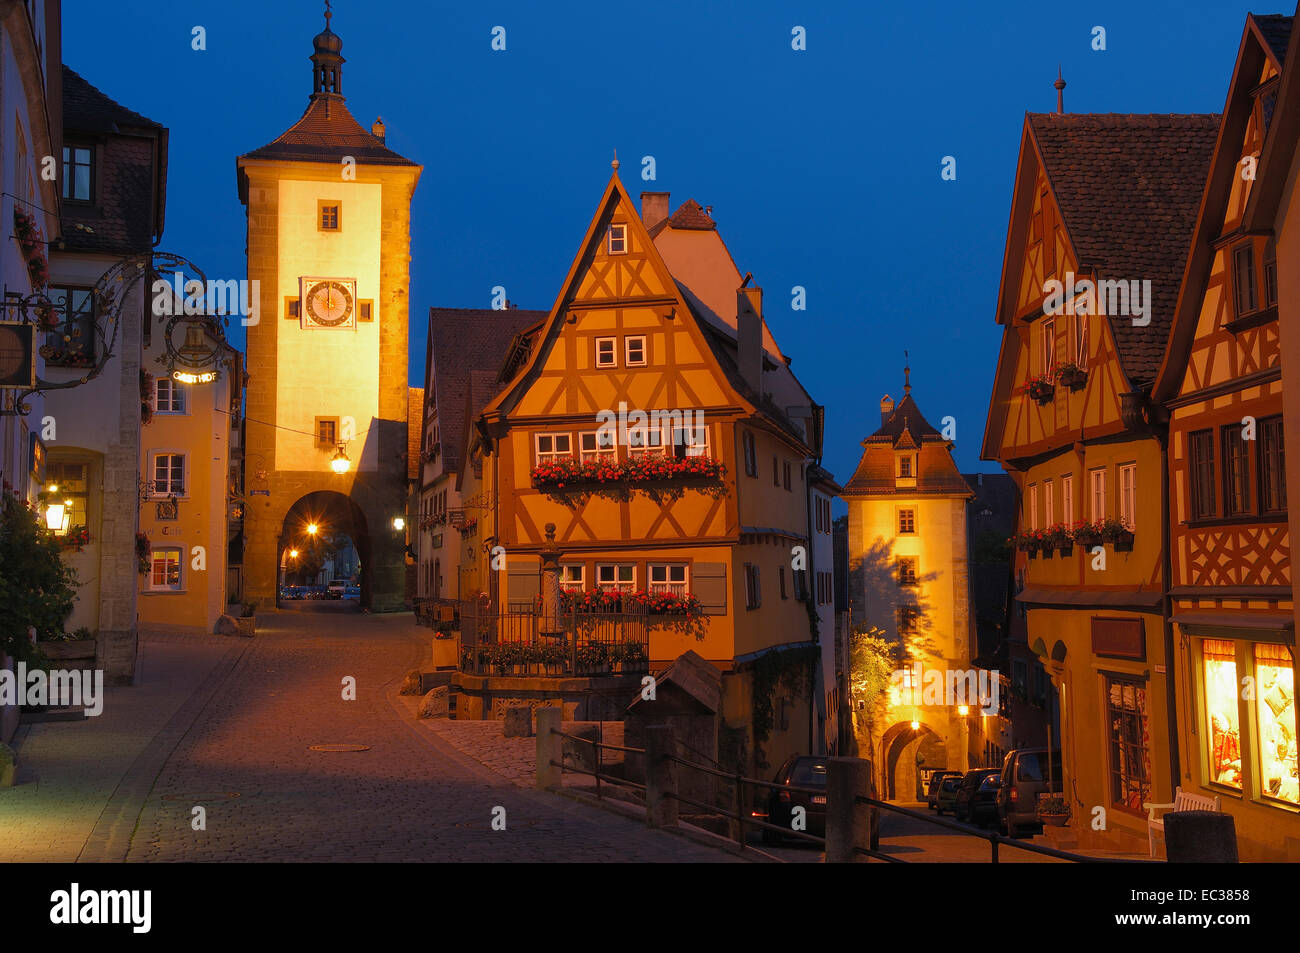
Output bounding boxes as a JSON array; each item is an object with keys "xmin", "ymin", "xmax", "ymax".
[
  {"xmin": 1244, "ymin": 13, "xmax": 1300, "ymax": 229},
  {"xmin": 62, "ymin": 66, "xmax": 161, "ymax": 132},
  {"xmin": 1253, "ymin": 12, "xmax": 1294, "ymax": 66},
  {"xmin": 1028, "ymin": 112, "xmax": 1218, "ymax": 387},
  {"xmin": 664, "ymin": 198, "xmax": 716, "ymax": 231},
  {"xmin": 427, "ymin": 308, "xmax": 546, "ymax": 474},
  {"xmin": 240, "ymin": 95, "xmax": 416, "ymax": 168},
  {"xmin": 1155, "ymin": 14, "xmax": 1292, "ymax": 401},
  {"xmin": 844, "ymin": 387, "xmax": 971, "ymax": 497},
  {"xmin": 866, "ymin": 393, "xmax": 941, "ymax": 443}
]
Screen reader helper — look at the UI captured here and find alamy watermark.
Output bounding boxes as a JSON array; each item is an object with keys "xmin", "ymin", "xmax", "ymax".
[
  {"xmin": 889, "ymin": 663, "xmax": 1000, "ymax": 716},
  {"xmin": 1043, "ymin": 271, "xmax": 1151, "ymax": 327},
  {"xmin": 151, "ymin": 272, "xmax": 260, "ymax": 326},
  {"xmin": 0, "ymin": 663, "xmax": 104, "ymax": 716}
]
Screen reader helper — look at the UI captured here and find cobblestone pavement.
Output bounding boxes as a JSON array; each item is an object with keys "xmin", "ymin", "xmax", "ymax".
[{"xmin": 119, "ymin": 605, "xmax": 739, "ymax": 862}]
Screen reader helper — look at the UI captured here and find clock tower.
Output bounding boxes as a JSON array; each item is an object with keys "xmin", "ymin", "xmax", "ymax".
[{"xmin": 236, "ymin": 8, "xmax": 421, "ymax": 611}]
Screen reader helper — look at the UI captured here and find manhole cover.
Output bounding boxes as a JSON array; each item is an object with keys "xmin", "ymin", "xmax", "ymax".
[
  {"xmin": 308, "ymin": 743, "xmax": 371, "ymax": 752},
  {"xmin": 161, "ymin": 792, "xmax": 240, "ymax": 801}
]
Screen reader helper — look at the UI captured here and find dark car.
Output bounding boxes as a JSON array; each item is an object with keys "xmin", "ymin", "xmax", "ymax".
[
  {"xmin": 935, "ymin": 774, "xmax": 963, "ymax": 815},
  {"xmin": 996, "ymin": 747, "xmax": 1063, "ymax": 837},
  {"xmin": 758, "ymin": 755, "xmax": 828, "ymax": 844},
  {"xmin": 926, "ymin": 771, "xmax": 964, "ymax": 810},
  {"xmin": 954, "ymin": 768, "xmax": 1002, "ymax": 826}
]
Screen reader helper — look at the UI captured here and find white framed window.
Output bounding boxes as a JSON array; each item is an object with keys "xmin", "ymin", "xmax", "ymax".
[
  {"xmin": 154, "ymin": 377, "xmax": 187, "ymax": 414},
  {"xmin": 649, "ymin": 563, "xmax": 688, "ymax": 596},
  {"xmin": 1089, "ymin": 468, "xmax": 1107, "ymax": 522},
  {"xmin": 595, "ymin": 337, "xmax": 617, "ymax": 368},
  {"xmin": 150, "ymin": 548, "xmax": 182, "ymax": 591},
  {"xmin": 1041, "ymin": 317, "xmax": 1056, "ymax": 374},
  {"xmin": 625, "ymin": 335, "xmax": 647, "ymax": 366},
  {"xmin": 1062, "ymin": 474, "xmax": 1074, "ymax": 522},
  {"xmin": 580, "ymin": 430, "xmax": 617, "ymax": 462},
  {"xmin": 535, "ymin": 433, "xmax": 572, "ymax": 465},
  {"xmin": 670, "ymin": 420, "xmax": 710, "ymax": 458},
  {"xmin": 1074, "ymin": 313, "xmax": 1088, "ymax": 366},
  {"xmin": 560, "ymin": 565, "xmax": 585, "ymax": 588},
  {"xmin": 607, "ymin": 223, "xmax": 627, "ymax": 255},
  {"xmin": 1119, "ymin": 463, "xmax": 1137, "ymax": 531},
  {"xmin": 597, "ymin": 563, "xmax": 636, "ymax": 591},
  {"xmin": 1044, "ymin": 479, "xmax": 1054, "ymax": 527},
  {"xmin": 151, "ymin": 452, "xmax": 185, "ymax": 497},
  {"xmin": 626, "ymin": 423, "xmax": 667, "ymax": 458},
  {"xmin": 1028, "ymin": 483, "xmax": 1038, "ymax": 531}
]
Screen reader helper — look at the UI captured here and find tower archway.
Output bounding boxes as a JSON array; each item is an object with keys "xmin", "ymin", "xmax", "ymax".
[
  {"xmin": 278, "ymin": 490, "xmax": 370, "ymax": 608},
  {"xmin": 879, "ymin": 719, "xmax": 948, "ymax": 802}
]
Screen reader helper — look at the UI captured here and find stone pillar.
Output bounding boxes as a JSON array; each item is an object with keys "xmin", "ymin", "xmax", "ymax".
[
  {"xmin": 645, "ymin": 724, "xmax": 678, "ymax": 829},
  {"xmin": 826, "ymin": 757, "xmax": 871, "ymax": 863},
  {"xmin": 539, "ymin": 522, "xmax": 562, "ymax": 637},
  {"xmin": 536, "ymin": 706, "xmax": 562, "ymax": 791}
]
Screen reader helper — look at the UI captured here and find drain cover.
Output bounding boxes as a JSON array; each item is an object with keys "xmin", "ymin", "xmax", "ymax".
[
  {"xmin": 308, "ymin": 743, "xmax": 371, "ymax": 752},
  {"xmin": 161, "ymin": 792, "xmax": 240, "ymax": 801}
]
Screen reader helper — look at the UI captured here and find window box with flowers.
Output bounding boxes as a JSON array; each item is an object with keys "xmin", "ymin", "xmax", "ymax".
[
  {"xmin": 1043, "ymin": 522, "xmax": 1072, "ymax": 557},
  {"xmin": 1097, "ymin": 516, "xmax": 1134, "ymax": 552},
  {"xmin": 13, "ymin": 208, "xmax": 48, "ymax": 290},
  {"xmin": 530, "ymin": 455, "xmax": 725, "ymax": 491},
  {"xmin": 1013, "ymin": 529, "xmax": 1046, "ymax": 558},
  {"xmin": 1024, "ymin": 373, "xmax": 1056, "ymax": 404},
  {"xmin": 1055, "ymin": 361, "xmax": 1088, "ymax": 391},
  {"xmin": 58, "ymin": 525, "xmax": 90, "ymax": 552},
  {"xmin": 1070, "ymin": 519, "xmax": 1103, "ymax": 548}
]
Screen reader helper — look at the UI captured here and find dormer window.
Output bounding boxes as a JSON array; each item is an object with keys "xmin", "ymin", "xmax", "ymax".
[
  {"xmin": 607, "ymin": 223, "xmax": 627, "ymax": 254},
  {"xmin": 899, "ymin": 455, "xmax": 912, "ymax": 478}
]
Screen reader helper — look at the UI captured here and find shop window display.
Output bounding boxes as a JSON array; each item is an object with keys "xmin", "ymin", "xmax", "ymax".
[
  {"xmin": 1255, "ymin": 643, "xmax": 1297, "ymax": 805},
  {"xmin": 1203, "ymin": 639, "xmax": 1241, "ymax": 789}
]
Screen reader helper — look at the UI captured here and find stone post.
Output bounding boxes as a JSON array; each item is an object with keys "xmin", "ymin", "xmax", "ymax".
[
  {"xmin": 645, "ymin": 724, "xmax": 678, "ymax": 829},
  {"xmin": 826, "ymin": 757, "xmax": 871, "ymax": 863},
  {"xmin": 536, "ymin": 706, "xmax": 563, "ymax": 791},
  {"xmin": 539, "ymin": 522, "xmax": 562, "ymax": 638},
  {"xmin": 1164, "ymin": 811, "xmax": 1239, "ymax": 862}
]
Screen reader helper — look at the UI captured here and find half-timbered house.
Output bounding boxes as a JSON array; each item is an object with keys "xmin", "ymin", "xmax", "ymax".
[
  {"xmin": 982, "ymin": 108, "xmax": 1217, "ymax": 851},
  {"xmin": 1152, "ymin": 12, "xmax": 1296, "ymax": 860},
  {"xmin": 460, "ymin": 167, "xmax": 832, "ymax": 775}
]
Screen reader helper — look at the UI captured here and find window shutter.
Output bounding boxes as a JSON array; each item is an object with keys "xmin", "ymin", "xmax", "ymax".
[
  {"xmin": 506, "ymin": 563, "xmax": 540, "ymax": 609},
  {"xmin": 693, "ymin": 562, "xmax": 727, "ymax": 616}
]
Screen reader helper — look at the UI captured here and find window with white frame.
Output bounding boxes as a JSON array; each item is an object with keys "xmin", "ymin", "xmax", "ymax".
[
  {"xmin": 1119, "ymin": 463, "xmax": 1137, "ymax": 531},
  {"xmin": 670, "ymin": 420, "xmax": 710, "ymax": 458},
  {"xmin": 151, "ymin": 453, "xmax": 185, "ymax": 496},
  {"xmin": 1074, "ymin": 313, "xmax": 1088, "ymax": 366},
  {"xmin": 150, "ymin": 548, "xmax": 182, "ymax": 590},
  {"xmin": 155, "ymin": 377, "xmax": 186, "ymax": 414},
  {"xmin": 607, "ymin": 223, "xmax": 627, "ymax": 254},
  {"xmin": 1090, "ymin": 468, "xmax": 1107, "ymax": 522},
  {"xmin": 560, "ymin": 565, "xmax": 585, "ymax": 588},
  {"xmin": 535, "ymin": 433, "xmax": 572, "ymax": 465},
  {"xmin": 1027, "ymin": 483, "xmax": 1038, "ymax": 531},
  {"xmin": 649, "ymin": 563, "xmax": 688, "ymax": 596},
  {"xmin": 626, "ymin": 422, "xmax": 667, "ymax": 458},
  {"xmin": 1044, "ymin": 479, "xmax": 1054, "ymax": 527},
  {"xmin": 580, "ymin": 431, "xmax": 616, "ymax": 462},
  {"xmin": 595, "ymin": 337, "xmax": 616, "ymax": 368},
  {"xmin": 1062, "ymin": 474, "xmax": 1074, "ymax": 522},
  {"xmin": 597, "ymin": 563, "xmax": 635, "ymax": 591},
  {"xmin": 625, "ymin": 336, "xmax": 646, "ymax": 366},
  {"xmin": 1041, "ymin": 317, "xmax": 1056, "ymax": 374}
]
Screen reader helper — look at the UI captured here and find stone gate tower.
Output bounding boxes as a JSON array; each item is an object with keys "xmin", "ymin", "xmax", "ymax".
[{"xmin": 236, "ymin": 9, "xmax": 420, "ymax": 611}]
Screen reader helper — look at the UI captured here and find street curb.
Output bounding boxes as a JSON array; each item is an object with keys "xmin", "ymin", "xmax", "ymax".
[{"xmin": 77, "ymin": 640, "xmax": 250, "ymax": 863}]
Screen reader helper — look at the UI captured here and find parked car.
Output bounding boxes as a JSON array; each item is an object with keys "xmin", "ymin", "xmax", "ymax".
[
  {"xmin": 954, "ymin": 768, "xmax": 1002, "ymax": 825},
  {"xmin": 758, "ymin": 755, "xmax": 828, "ymax": 844},
  {"xmin": 934, "ymin": 773, "xmax": 963, "ymax": 815},
  {"xmin": 343, "ymin": 585, "xmax": 360, "ymax": 600},
  {"xmin": 327, "ymin": 579, "xmax": 348, "ymax": 599},
  {"xmin": 996, "ymin": 747, "xmax": 1064, "ymax": 837},
  {"xmin": 926, "ymin": 771, "xmax": 964, "ymax": 810}
]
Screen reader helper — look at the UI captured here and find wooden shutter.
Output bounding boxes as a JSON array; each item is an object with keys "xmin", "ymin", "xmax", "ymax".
[
  {"xmin": 693, "ymin": 562, "xmax": 727, "ymax": 616},
  {"xmin": 506, "ymin": 563, "xmax": 540, "ymax": 609}
]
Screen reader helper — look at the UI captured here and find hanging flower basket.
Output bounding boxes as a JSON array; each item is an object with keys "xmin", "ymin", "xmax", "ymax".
[
  {"xmin": 1025, "ymin": 376, "xmax": 1056, "ymax": 404},
  {"xmin": 1055, "ymin": 362, "xmax": 1088, "ymax": 390}
]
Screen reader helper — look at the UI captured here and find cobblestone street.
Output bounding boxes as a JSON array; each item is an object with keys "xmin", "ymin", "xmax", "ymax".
[{"xmin": 1, "ymin": 605, "xmax": 738, "ymax": 863}]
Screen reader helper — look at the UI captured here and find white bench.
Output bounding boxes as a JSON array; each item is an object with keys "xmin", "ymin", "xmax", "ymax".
[{"xmin": 1143, "ymin": 787, "xmax": 1222, "ymax": 857}]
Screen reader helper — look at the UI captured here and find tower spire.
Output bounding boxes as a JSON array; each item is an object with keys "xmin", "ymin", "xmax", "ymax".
[
  {"xmin": 311, "ymin": 1, "xmax": 345, "ymax": 99},
  {"xmin": 904, "ymin": 350, "xmax": 911, "ymax": 396},
  {"xmin": 1055, "ymin": 66, "xmax": 1066, "ymax": 114}
]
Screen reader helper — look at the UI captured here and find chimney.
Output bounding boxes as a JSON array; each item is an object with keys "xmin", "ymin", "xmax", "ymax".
[
  {"xmin": 880, "ymin": 394, "xmax": 894, "ymax": 426},
  {"xmin": 737, "ymin": 280, "xmax": 763, "ymax": 397},
  {"xmin": 641, "ymin": 192, "xmax": 669, "ymax": 231},
  {"xmin": 372, "ymin": 116, "xmax": 386, "ymax": 141}
]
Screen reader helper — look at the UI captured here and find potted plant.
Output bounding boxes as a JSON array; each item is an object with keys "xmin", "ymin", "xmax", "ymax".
[
  {"xmin": 1098, "ymin": 516, "xmax": 1134, "ymax": 552},
  {"xmin": 1070, "ymin": 519, "xmax": 1103, "ymax": 549},
  {"xmin": 1044, "ymin": 522, "xmax": 1072, "ymax": 557},
  {"xmin": 1036, "ymin": 792, "xmax": 1070, "ymax": 826},
  {"xmin": 1054, "ymin": 360, "xmax": 1088, "ymax": 390},
  {"xmin": 1025, "ymin": 373, "xmax": 1056, "ymax": 404},
  {"xmin": 578, "ymin": 642, "xmax": 610, "ymax": 675},
  {"xmin": 621, "ymin": 641, "xmax": 647, "ymax": 674},
  {"xmin": 236, "ymin": 600, "xmax": 257, "ymax": 636}
]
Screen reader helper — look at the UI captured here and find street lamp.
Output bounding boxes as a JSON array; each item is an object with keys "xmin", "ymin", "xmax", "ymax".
[
  {"xmin": 958, "ymin": 704, "xmax": 970, "ymax": 717},
  {"xmin": 392, "ymin": 517, "xmax": 405, "ymax": 532},
  {"xmin": 330, "ymin": 443, "xmax": 351, "ymax": 474},
  {"xmin": 44, "ymin": 501, "xmax": 66, "ymax": 532},
  {"xmin": 289, "ymin": 549, "xmax": 299, "ymax": 559},
  {"xmin": 306, "ymin": 523, "xmax": 318, "ymax": 536}
]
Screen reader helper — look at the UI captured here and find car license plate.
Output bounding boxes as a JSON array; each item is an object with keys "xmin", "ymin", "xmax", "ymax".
[{"xmin": 812, "ymin": 795, "xmax": 826, "ymax": 805}]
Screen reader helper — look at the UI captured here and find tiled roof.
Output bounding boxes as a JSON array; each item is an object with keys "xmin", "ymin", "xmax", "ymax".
[
  {"xmin": 844, "ymin": 389, "xmax": 971, "ymax": 496},
  {"xmin": 62, "ymin": 66, "xmax": 161, "ymax": 131},
  {"xmin": 665, "ymin": 198, "xmax": 716, "ymax": 230},
  {"xmin": 240, "ymin": 95, "xmax": 416, "ymax": 166},
  {"xmin": 1028, "ymin": 113, "xmax": 1219, "ymax": 387},
  {"xmin": 407, "ymin": 387, "xmax": 423, "ymax": 481},
  {"xmin": 428, "ymin": 308, "xmax": 547, "ymax": 473},
  {"xmin": 1253, "ymin": 13, "xmax": 1294, "ymax": 64},
  {"xmin": 866, "ymin": 393, "xmax": 941, "ymax": 442}
]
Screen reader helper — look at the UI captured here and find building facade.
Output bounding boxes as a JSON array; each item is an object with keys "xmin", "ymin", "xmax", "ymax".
[{"xmin": 235, "ymin": 11, "xmax": 420, "ymax": 611}]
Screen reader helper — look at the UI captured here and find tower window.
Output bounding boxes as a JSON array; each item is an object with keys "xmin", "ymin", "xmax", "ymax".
[
  {"xmin": 318, "ymin": 201, "xmax": 341, "ymax": 232},
  {"xmin": 607, "ymin": 223, "xmax": 627, "ymax": 254},
  {"xmin": 316, "ymin": 417, "xmax": 339, "ymax": 447}
]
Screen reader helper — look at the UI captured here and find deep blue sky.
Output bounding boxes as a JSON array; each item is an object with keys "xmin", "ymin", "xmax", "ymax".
[{"xmin": 66, "ymin": 0, "xmax": 1270, "ymax": 486}]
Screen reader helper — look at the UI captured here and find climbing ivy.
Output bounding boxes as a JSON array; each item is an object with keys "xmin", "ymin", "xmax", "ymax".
[{"xmin": 747, "ymin": 644, "xmax": 820, "ymax": 744}]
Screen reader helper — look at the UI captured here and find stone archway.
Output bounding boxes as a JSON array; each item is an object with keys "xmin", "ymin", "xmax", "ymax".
[
  {"xmin": 278, "ymin": 490, "xmax": 371, "ymax": 608},
  {"xmin": 879, "ymin": 720, "xmax": 947, "ymax": 802}
]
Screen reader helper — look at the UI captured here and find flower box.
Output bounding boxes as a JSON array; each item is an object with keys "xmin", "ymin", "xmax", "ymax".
[
  {"xmin": 1026, "ymin": 378, "xmax": 1056, "ymax": 404},
  {"xmin": 530, "ymin": 454, "xmax": 725, "ymax": 490},
  {"xmin": 1112, "ymin": 531, "xmax": 1134, "ymax": 553},
  {"xmin": 1056, "ymin": 364, "xmax": 1088, "ymax": 390}
]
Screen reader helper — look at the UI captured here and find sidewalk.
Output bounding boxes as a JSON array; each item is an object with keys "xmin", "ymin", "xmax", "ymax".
[{"xmin": 0, "ymin": 634, "xmax": 240, "ymax": 862}]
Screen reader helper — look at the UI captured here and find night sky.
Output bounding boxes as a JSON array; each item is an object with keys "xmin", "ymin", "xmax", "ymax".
[{"xmin": 65, "ymin": 0, "xmax": 1260, "ymax": 488}]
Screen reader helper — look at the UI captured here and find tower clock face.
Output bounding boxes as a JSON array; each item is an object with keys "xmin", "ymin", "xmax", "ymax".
[{"xmin": 302, "ymin": 279, "xmax": 355, "ymax": 328}]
